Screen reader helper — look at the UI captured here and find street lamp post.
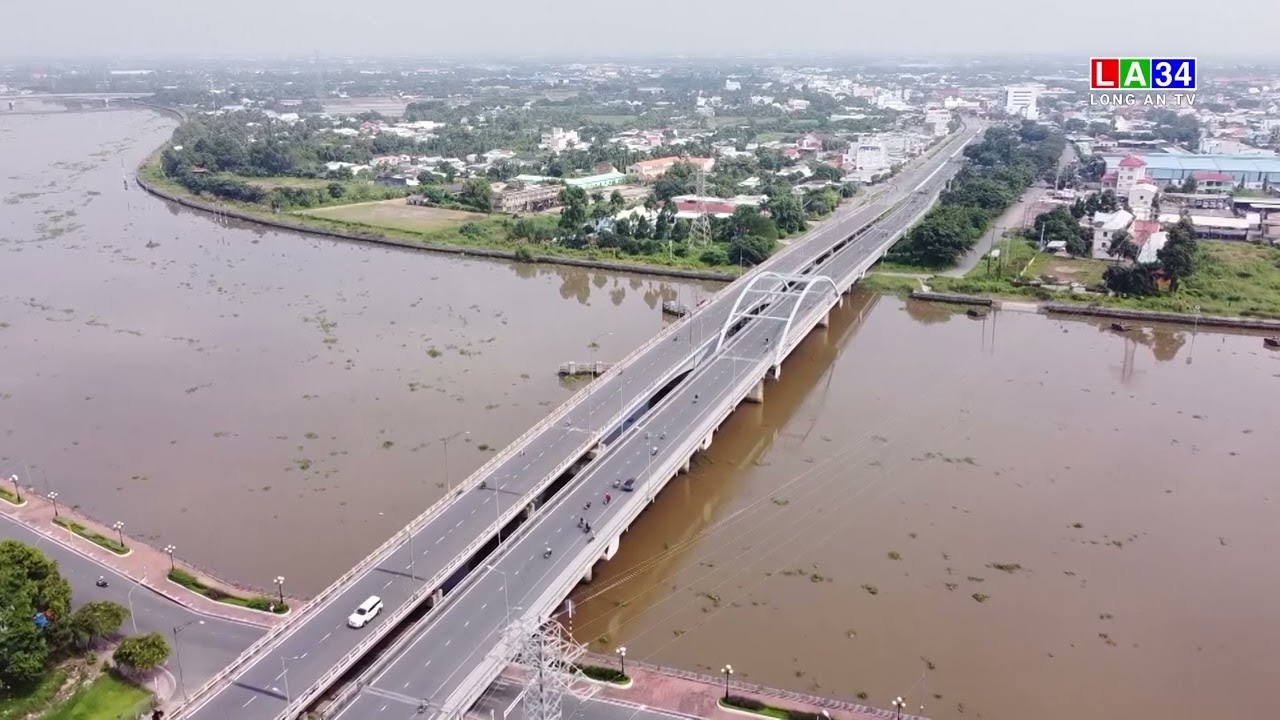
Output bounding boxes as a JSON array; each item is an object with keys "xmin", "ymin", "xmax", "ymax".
[
  {"xmin": 163, "ymin": 545, "xmax": 176, "ymax": 572},
  {"xmin": 111, "ymin": 521, "xmax": 125, "ymax": 548},
  {"xmin": 8, "ymin": 475, "xmax": 19, "ymax": 503},
  {"xmin": 892, "ymin": 696, "xmax": 905, "ymax": 720},
  {"xmin": 281, "ymin": 654, "xmax": 303, "ymax": 703},
  {"xmin": 441, "ymin": 430, "xmax": 470, "ymax": 493},
  {"xmin": 275, "ymin": 576, "xmax": 285, "ymax": 606},
  {"xmin": 588, "ymin": 331, "xmax": 612, "ymax": 435},
  {"xmin": 484, "ymin": 564, "xmax": 511, "ymax": 623},
  {"xmin": 616, "ymin": 646, "xmax": 627, "ymax": 677},
  {"xmin": 47, "ymin": 491, "xmax": 59, "ymax": 518},
  {"xmin": 172, "ymin": 620, "xmax": 203, "ymax": 701},
  {"xmin": 720, "ymin": 664, "xmax": 733, "ymax": 700}
]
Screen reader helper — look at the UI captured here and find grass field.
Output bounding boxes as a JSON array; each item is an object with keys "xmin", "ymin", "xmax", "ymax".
[
  {"xmin": 0, "ymin": 670, "xmax": 67, "ymax": 720},
  {"xmin": 298, "ymin": 200, "xmax": 487, "ymax": 233},
  {"xmin": 243, "ymin": 176, "xmax": 337, "ymax": 190},
  {"xmin": 42, "ymin": 673, "xmax": 149, "ymax": 720}
]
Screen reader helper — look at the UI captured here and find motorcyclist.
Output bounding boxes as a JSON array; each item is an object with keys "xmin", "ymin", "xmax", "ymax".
[{"xmin": 96, "ymin": 576, "xmax": 108, "ymax": 588}]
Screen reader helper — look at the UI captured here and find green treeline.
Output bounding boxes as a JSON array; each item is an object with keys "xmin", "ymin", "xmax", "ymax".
[{"xmin": 887, "ymin": 122, "xmax": 1065, "ymax": 268}]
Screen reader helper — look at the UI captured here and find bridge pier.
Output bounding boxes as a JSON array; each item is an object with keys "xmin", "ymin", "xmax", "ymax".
[
  {"xmin": 744, "ymin": 379, "xmax": 765, "ymax": 404},
  {"xmin": 680, "ymin": 457, "xmax": 692, "ymax": 474},
  {"xmin": 431, "ymin": 588, "xmax": 443, "ymax": 607},
  {"xmin": 816, "ymin": 310, "xmax": 830, "ymax": 329},
  {"xmin": 700, "ymin": 431, "xmax": 714, "ymax": 451}
]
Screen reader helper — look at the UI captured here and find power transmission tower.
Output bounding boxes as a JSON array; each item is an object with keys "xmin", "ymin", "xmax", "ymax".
[
  {"xmin": 510, "ymin": 615, "xmax": 598, "ymax": 720},
  {"xmin": 691, "ymin": 166, "xmax": 711, "ymax": 246}
]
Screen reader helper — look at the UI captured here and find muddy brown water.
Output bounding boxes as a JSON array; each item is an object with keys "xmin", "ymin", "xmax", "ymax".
[
  {"xmin": 0, "ymin": 105, "xmax": 717, "ymax": 594},
  {"xmin": 4, "ymin": 105, "xmax": 1278, "ymax": 720},
  {"xmin": 567, "ymin": 294, "xmax": 1280, "ymax": 720}
]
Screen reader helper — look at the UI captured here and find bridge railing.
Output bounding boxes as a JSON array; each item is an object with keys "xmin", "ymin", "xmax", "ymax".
[
  {"xmin": 434, "ymin": 138, "xmax": 976, "ymax": 718},
  {"xmin": 183, "ymin": 125, "xmax": 977, "ymax": 720},
  {"xmin": 438, "ymin": 318, "xmax": 789, "ymax": 718}
]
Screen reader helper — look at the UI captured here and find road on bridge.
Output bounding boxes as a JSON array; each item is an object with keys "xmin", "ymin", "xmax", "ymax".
[
  {"xmin": 178, "ymin": 123, "xmax": 981, "ymax": 720},
  {"xmin": 330, "ymin": 128, "xmax": 979, "ymax": 719}
]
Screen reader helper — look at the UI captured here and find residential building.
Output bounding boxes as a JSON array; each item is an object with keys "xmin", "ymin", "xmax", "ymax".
[
  {"xmin": 1090, "ymin": 208, "xmax": 1134, "ymax": 258},
  {"xmin": 1189, "ymin": 171, "xmax": 1234, "ymax": 193},
  {"xmin": 626, "ymin": 156, "xmax": 715, "ymax": 182},
  {"xmin": 540, "ymin": 127, "xmax": 581, "ymax": 152},
  {"xmin": 853, "ymin": 144, "xmax": 888, "ymax": 182},
  {"xmin": 1114, "ymin": 155, "xmax": 1148, "ymax": 196},
  {"xmin": 491, "ymin": 183, "xmax": 562, "ymax": 213},
  {"xmin": 1002, "ymin": 85, "xmax": 1040, "ymax": 121},
  {"xmin": 1128, "ymin": 182, "xmax": 1158, "ymax": 220}
]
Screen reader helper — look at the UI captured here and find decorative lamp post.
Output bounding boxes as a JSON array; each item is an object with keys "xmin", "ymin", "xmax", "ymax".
[
  {"xmin": 616, "ymin": 646, "xmax": 627, "ymax": 677},
  {"xmin": 47, "ymin": 491, "xmax": 59, "ymax": 517},
  {"xmin": 721, "ymin": 664, "xmax": 733, "ymax": 701},
  {"xmin": 892, "ymin": 696, "xmax": 905, "ymax": 720},
  {"xmin": 163, "ymin": 544, "xmax": 176, "ymax": 572},
  {"xmin": 275, "ymin": 576, "xmax": 285, "ymax": 606},
  {"xmin": 111, "ymin": 520, "xmax": 125, "ymax": 548},
  {"xmin": 9, "ymin": 475, "xmax": 19, "ymax": 503}
]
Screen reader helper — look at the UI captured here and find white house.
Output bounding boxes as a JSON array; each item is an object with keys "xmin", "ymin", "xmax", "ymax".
[
  {"xmin": 1091, "ymin": 209, "xmax": 1134, "ymax": 259},
  {"xmin": 1127, "ymin": 182, "xmax": 1158, "ymax": 220}
]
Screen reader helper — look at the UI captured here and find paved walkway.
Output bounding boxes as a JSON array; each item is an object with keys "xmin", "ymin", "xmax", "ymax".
[
  {"xmin": 502, "ymin": 654, "xmax": 927, "ymax": 720},
  {"xmin": 0, "ymin": 485, "xmax": 297, "ymax": 628}
]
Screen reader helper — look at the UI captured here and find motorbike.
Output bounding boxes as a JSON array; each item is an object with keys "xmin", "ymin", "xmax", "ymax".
[
  {"xmin": 96, "ymin": 577, "xmax": 109, "ymax": 588},
  {"xmin": 543, "ymin": 547, "xmax": 553, "ymax": 559}
]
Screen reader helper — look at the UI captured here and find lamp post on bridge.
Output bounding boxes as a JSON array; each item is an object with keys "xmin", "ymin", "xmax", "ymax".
[
  {"xmin": 441, "ymin": 430, "xmax": 469, "ymax": 493},
  {"xmin": 588, "ymin": 331, "xmax": 612, "ymax": 436},
  {"xmin": 721, "ymin": 664, "xmax": 733, "ymax": 701}
]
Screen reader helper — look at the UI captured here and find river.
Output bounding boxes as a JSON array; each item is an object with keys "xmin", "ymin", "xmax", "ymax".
[
  {"xmin": 3, "ymin": 105, "xmax": 1277, "ymax": 720},
  {"xmin": 0, "ymin": 104, "xmax": 717, "ymax": 594},
  {"xmin": 567, "ymin": 292, "xmax": 1280, "ymax": 720}
]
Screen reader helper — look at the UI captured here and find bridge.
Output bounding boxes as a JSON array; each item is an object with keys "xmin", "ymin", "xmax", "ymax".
[{"xmin": 172, "ymin": 123, "xmax": 983, "ymax": 720}]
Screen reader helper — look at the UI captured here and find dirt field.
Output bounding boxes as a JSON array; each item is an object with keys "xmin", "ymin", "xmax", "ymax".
[{"xmin": 298, "ymin": 200, "xmax": 487, "ymax": 233}]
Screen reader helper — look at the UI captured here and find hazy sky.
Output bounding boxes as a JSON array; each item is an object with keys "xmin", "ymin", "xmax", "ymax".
[{"xmin": 9, "ymin": 0, "xmax": 1280, "ymax": 60}]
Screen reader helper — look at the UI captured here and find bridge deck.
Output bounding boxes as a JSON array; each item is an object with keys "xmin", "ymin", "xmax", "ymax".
[{"xmin": 177, "ymin": 125, "xmax": 980, "ymax": 720}]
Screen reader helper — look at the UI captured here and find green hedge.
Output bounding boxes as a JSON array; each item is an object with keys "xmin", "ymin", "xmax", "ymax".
[
  {"xmin": 168, "ymin": 568, "xmax": 288, "ymax": 613},
  {"xmin": 576, "ymin": 664, "xmax": 628, "ymax": 684},
  {"xmin": 52, "ymin": 516, "xmax": 128, "ymax": 555},
  {"xmin": 0, "ymin": 485, "xmax": 21, "ymax": 504},
  {"xmin": 723, "ymin": 695, "xmax": 827, "ymax": 720}
]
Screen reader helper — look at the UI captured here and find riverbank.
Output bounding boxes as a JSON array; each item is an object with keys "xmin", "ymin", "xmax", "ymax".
[
  {"xmin": 132, "ymin": 165, "xmax": 741, "ymax": 283},
  {"xmin": 0, "ymin": 482, "xmax": 299, "ymax": 628},
  {"xmin": 900, "ymin": 288, "xmax": 1280, "ymax": 332},
  {"xmin": 496, "ymin": 653, "xmax": 924, "ymax": 720}
]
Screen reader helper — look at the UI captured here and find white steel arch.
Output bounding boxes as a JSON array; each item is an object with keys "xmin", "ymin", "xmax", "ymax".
[{"xmin": 713, "ymin": 272, "xmax": 840, "ymax": 368}]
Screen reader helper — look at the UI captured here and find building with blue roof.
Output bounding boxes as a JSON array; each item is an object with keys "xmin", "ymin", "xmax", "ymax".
[{"xmin": 1104, "ymin": 153, "xmax": 1280, "ymax": 187}]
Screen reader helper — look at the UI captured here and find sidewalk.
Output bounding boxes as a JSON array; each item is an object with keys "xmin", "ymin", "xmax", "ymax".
[
  {"xmin": 0, "ymin": 485, "xmax": 297, "ymax": 628},
  {"xmin": 504, "ymin": 654, "xmax": 927, "ymax": 720}
]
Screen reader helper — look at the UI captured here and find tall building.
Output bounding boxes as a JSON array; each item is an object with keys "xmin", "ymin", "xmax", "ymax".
[{"xmin": 1002, "ymin": 85, "xmax": 1040, "ymax": 121}]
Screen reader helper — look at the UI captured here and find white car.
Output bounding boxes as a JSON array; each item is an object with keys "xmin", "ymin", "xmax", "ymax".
[{"xmin": 348, "ymin": 595, "xmax": 383, "ymax": 628}]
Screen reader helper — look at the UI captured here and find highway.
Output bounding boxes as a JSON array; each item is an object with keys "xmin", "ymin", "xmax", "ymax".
[
  {"xmin": 0, "ymin": 515, "xmax": 265, "ymax": 692},
  {"xmin": 179, "ymin": 123, "xmax": 981, "ymax": 720},
  {"xmin": 332, "ymin": 129, "xmax": 977, "ymax": 719}
]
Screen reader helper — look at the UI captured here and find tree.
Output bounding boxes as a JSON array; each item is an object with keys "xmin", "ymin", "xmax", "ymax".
[
  {"xmin": 113, "ymin": 633, "xmax": 170, "ymax": 674},
  {"xmin": 1079, "ymin": 154, "xmax": 1108, "ymax": 182},
  {"xmin": 69, "ymin": 601, "xmax": 130, "ymax": 649},
  {"xmin": 326, "ymin": 182, "xmax": 345, "ymax": 200},
  {"xmin": 459, "ymin": 177, "xmax": 492, "ymax": 212},
  {"xmin": 0, "ymin": 540, "xmax": 73, "ymax": 689},
  {"xmin": 609, "ymin": 190, "xmax": 626, "ymax": 212},
  {"xmin": 1180, "ymin": 176, "xmax": 1198, "ymax": 194},
  {"xmin": 1157, "ymin": 217, "xmax": 1198, "ymax": 291},
  {"xmin": 765, "ymin": 193, "xmax": 807, "ymax": 234},
  {"xmin": 1107, "ymin": 229, "xmax": 1139, "ymax": 262},
  {"xmin": 557, "ymin": 186, "xmax": 589, "ymax": 234},
  {"xmin": 1103, "ymin": 264, "xmax": 1157, "ymax": 296},
  {"xmin": 728, "ymin": 235, "xmax": 776, "ymax": 266}
]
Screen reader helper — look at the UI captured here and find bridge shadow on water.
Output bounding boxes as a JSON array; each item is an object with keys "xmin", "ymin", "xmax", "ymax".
[{"xmin": 565, "ymin": 288, "xmax": 884, "ymax": 643}]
